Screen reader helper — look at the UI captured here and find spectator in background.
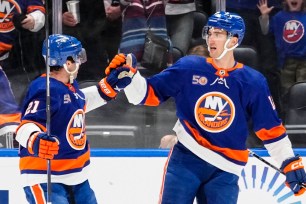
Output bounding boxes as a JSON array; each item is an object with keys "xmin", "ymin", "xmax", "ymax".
[
  {"xmin": 258, "ymin": 0, "xmax": 306, "ymax": 120},
  {"xmin": 0, "ymin": 0, "xmax": 45, "ymax": 146},
  {"xmin": 104, "ymin": 0, "xmax": 122, "ymax": 61},
  {"xmin": 165, "ymin": 0, "xmax": 196, "ymax": 62},
  {"xmin": 159, "ymin": 134, "xmax": 177, "ymax": 148},
  {"xmin": 195, "ymin": 0, "xmax": 212, "ymax": 16},
  {"xmin": 119, "ymin": 0, "xmax": 168, "ymax": 62},
  {"xmin": 227, "ymin": 0, "xmax": 282, "ymax": 48},
  {"xmin": 187, "ymin": 44, "xmax": 209, "ymax": 56},
  {"xmin": 62, "ymin": 0, "xmax": 120, "ymax": 80},
  {"xmin": 226, "ymin": 0, "xmax": 283, "ymax": 115}
]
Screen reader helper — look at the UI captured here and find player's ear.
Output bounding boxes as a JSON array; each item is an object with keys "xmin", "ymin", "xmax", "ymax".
[
  {"xmin": 229, "ymin": 36, "xmax": 238, "ymax": 48},
  {"xmin": 66, "ymin": 60, "xmax": 72, "ymax": 66},
  {"xmin": 66, "ymin": 58, "xmax": 74, "ymax": 67}
]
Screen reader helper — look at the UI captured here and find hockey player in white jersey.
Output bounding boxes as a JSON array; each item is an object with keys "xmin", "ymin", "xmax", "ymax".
[
  {"xmin": 106, "ymin": 11, "xmax": 306, "ymax": 203},
  {"xmin": 15, "ymin": 34, "xmax": 135, "ymax": 204}
]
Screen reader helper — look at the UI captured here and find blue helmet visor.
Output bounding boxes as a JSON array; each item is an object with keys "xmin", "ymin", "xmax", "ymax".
[{"xmin": 77, "ymin": 48, "xmax": 87, "ymax": 64}]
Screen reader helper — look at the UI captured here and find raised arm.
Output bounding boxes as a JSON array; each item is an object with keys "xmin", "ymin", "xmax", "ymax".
[{"xmin": 257, "ymin": 0, "xmax": 274, "ymax": 35}]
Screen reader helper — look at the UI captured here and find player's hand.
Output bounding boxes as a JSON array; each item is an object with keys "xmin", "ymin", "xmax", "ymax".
[
  {"xmin": 27, "ymin": 132, "xmax": 59, "ymax": 160},
  {"xmin": 280, "ymin": 155, "xmax": 306, "ymax": 196},
  {"xmin": 98, "ymin": 66, "xmax": 137, "ymax": 101},
  {"xmin": 105, "ymin": 53, "xmax": 137, "ymax": 75}
]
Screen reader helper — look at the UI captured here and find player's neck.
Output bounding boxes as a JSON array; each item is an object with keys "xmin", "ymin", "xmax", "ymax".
[
  {"xmin": 50, "ymin": 70, "xmax": 70, "ymax": 84},
  {"xmin": 212, "ymin": 52, "xmax": 235, "ymax": 69}
]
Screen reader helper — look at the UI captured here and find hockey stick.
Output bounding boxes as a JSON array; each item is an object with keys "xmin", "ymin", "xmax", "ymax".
[
  {"xmin": 44, "ymin": 0, "xmax": 52, "ymax": 203},
  {"xmin": 248, "ymin": 149, "xmax": 306, "ymax": 189}
]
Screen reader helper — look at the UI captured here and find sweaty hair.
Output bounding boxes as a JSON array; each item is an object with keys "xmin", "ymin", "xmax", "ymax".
[{"xmin": 50, "ymin": 66, "xmax": 62, "ymax": 71}]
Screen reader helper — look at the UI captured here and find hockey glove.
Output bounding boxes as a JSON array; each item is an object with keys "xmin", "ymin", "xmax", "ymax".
[
  {"xmin": 98, "ymin": 66, "xmax": 137, "ymax": 101},
  {"xmin": 27, "ymin": 132, "xmax": 59, "ymax": 160},
  {"xmin": 280, "ymin": 155, "xmax": 306, "ymax": 196},
  {"xmin": 105, "ymin": 53, "xmax": 137, "ymax": 75}
]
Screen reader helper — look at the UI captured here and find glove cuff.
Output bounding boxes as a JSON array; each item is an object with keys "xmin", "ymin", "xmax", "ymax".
[
  {"xmin": 281, "ymin": 155, "xmax": 304, "ymax": 173},
  {"xmin": 97, "ymin": 78, "xmax": 117, "ymax": 101},
  {"xmin": 27, "ymin": 132, "xmax": 39, "ymax": 155}
]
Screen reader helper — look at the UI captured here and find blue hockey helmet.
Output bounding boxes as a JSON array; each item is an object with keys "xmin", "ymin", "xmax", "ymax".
[
  {"xmin": 204, "ymin": 11, "xmax": 245, "ymax": 45},
  {"xmin": 42, "ymin": 34, "xmax": 87, "ymax": 66}
]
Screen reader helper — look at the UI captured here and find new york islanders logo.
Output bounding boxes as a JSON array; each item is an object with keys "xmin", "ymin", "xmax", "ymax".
[
  {"xmin": 194, "ymin": 92, "xmax": 235, "ymax": 133},
  {"xmin": 0, "ymin": 0, "xmax": 21, "ymax": 33},
  {"xmin": 66, "ymin": 109, "xmax": 86, "ymax": 150},
  {"xmin": 283, "ymin": 20, "xmax": 304, "ymax": 43}
]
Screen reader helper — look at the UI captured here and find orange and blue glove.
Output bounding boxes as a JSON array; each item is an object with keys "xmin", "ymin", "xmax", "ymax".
[
  {"xmin": 98, "ymin": 66, "xmax": 137, "ymax": 101},
  {"xmin": 27, "ymin": 132, "xmax": 59, "ymax": 159},
  {"xmin": 98, "ymin": 53, "xmax": 137, "ymax": 101},
  {"xmin": 280, "ymin": 155, "xmax": 306, "ymax": 196},
  {"xmin": 105, "ymin": 53, "xmax": 137, "ymax": 76}
]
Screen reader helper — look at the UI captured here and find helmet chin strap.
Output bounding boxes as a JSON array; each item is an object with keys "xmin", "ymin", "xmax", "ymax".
[
  {"xmin": 207, "ymin": 37, "xmax": 239, "ymax": 60},
  {"xmin": 63, "ymin": 63, "xmax": 80, "ymax": 84}
]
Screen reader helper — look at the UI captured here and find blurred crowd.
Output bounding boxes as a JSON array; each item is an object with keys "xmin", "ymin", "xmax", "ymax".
[{"xmin": 0, "ymin": 0, "xmax": 305, "ymax": 148}]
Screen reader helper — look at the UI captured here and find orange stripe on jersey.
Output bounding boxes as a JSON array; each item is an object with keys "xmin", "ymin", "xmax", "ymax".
[
  {"xmin": 20, "ymin": 150, "xmax": 90, "ymax": 172},
  {"xmin": 158, "ymin": 147, "xmax": 173, "ymax": 204},
  {"xmin": 184, "ymin": 120, "xmax": 248, "ymax": 163},
  {"xmin": 27, "ymin": 6, "xmax": 45, "ymax": 14},
  {"xmin": 144, "ymin": 86, "xmax": 160, "ymax": 106},
  {"xmin": 256, "ymin": 124, "xmax": 286, "ymax": 141},
  {"xmin": 16, "ymin": 120, "xmax": 47, "ymax": 133},
  {"xmin": 0, "ymin": 113, "xmax": 21, "ymax": 125},
  {"xmin": 31, "ymin": 184, "xmax": 45, "ymax": 204},
  {"xmin": 206, "ymin": 58, "xmax": 244, "ymax": 70},
  {"xmin": 0, "ymin": 42, "xmax": 13, "ymax": 52}
]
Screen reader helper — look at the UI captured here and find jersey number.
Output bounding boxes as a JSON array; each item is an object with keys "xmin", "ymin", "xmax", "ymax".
[{"xmin": 25, "ymin": 101, "xmax": 40, "ymax": 115}]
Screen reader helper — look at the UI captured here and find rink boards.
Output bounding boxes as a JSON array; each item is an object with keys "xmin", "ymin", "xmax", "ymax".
[{"xmin": 0, "ymin": 148, "xmax": 306, "ymax": 204}]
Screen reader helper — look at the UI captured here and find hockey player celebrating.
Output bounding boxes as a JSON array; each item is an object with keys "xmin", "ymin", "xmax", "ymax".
[
  {"xmin": 15, "ymin": 34, "xmax": 135, "ymax": 203},
  {"xmin": 107, "ymin": 12, "xmax": 306, "ymax": 203}
]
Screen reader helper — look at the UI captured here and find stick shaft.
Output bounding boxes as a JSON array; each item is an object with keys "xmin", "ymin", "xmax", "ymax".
[
  {"xmin": 248, "ymin": 150, "xmax": 283, "ymax": 174},
  {"xmin": 248, "ymin": 150, "xmax": 306, "ymax": 188},
  {"xmin": 44, "ymin": 0, "xmax": 52, "ymax": 203}
]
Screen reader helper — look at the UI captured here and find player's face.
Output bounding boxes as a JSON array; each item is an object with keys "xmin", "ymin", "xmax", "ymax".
[
  {"xmin": 206, "ymin": 28, "xmax": 228, "ymax": 58},
  {"xmin": 286, "ymin": 0, "xmax": 303, "ymax": 11},
  {"xmin": 66, "ymin": 60, "xmax": 79, "ymax": 79},
  {"xmin": 67, "ymin": 61, "xmax": 76, "ymax": 70}
]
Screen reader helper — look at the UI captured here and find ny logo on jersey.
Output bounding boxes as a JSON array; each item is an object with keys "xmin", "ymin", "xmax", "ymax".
[
  {"xmin": 283, "ymin": 20, "xmax": 304, "ymax": 43},
  {"xmin": 194, "ymin": 92, "xmax": 235, "ymax": 133},
  {"xmin": 0, "ymin": 0, "xmax": 21, "ymax": 32},
  {"xmin": 67, "ymin": 109, "xmax": 86, "ymax": 150}
]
